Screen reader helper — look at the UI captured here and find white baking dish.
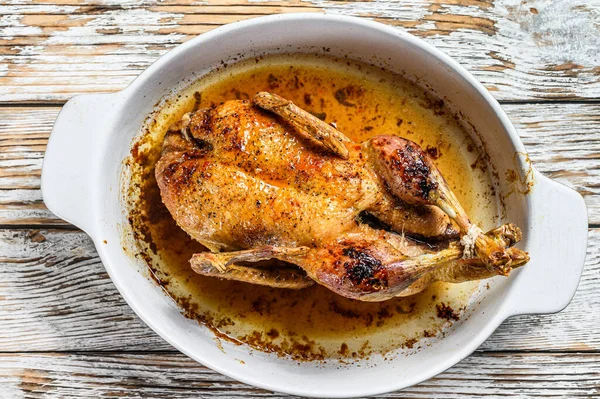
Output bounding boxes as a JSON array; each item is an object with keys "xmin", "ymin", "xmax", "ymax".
[{"xmin": 41, "ymin": 14, "xmax": 587, "ymax": 398}]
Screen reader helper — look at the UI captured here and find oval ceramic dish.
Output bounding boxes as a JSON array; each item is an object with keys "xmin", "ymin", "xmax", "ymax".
[{"xmin": 41, "ymin": 14, "xmax": 588, "ymax": 398}]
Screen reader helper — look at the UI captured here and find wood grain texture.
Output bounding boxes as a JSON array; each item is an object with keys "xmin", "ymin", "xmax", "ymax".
[
  {"xmin": 0, "ymin": 227, "xmax": 598, "ymax": 353},
  {"xmin": 0, "ymin": 352, "xmax": 598, "ymax": 398},
  {"xmin": 1, "ymin": 103, "xmax": 599, "ymax": 226},
  {"xmin": 0, "ymin": 229, "xmax": 169, "ymax": 351},
  {"xmin": 503, "ymin": 102, "xmax": 600, "ymax": 224},
  {"xmin": 1, "ymin": 0, "xmax": 599, "ymax": 102},
  {"xmin": 0, "ymin": 108, "xmax": 64, "ymax": 225},
  {"xmin": 1, "ymin": 2, "xmax": 599, "ymax": 396}
]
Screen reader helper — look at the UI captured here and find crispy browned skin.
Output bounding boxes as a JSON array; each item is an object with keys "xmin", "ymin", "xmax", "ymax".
[
  {"xmin": 156, "ymin": 95, "xmax": 529, "ymax": 301},
  {"xmin": 156, "ymin": 101, "xmax": 454, "ymax": 251}
]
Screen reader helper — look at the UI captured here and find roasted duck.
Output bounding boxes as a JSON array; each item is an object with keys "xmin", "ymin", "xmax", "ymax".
[{"xmin": 155, "ymin": 92, "xmax": 529, "ymax": 301}]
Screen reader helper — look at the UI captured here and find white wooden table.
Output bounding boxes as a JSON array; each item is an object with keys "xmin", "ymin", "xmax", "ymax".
[{"xmin": 1, "ymin": 1, "xmax": 599, "ymax": 397}]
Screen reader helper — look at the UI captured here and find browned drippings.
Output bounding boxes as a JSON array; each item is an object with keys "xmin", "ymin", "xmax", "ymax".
[
  {"xmin": 436, "ymin": 302, "xmax": 460, "ymax": 321},
  {"xmin": 124, "ymin": 54, "xmax": 499, "ymax": 361}
]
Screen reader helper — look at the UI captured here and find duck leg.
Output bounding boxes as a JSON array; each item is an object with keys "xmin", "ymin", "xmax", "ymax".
[
  {"xmin": 364, "ymin": 135, "xmax": 515, "ymax": 275},
  {"xmin": 190, "ymin": 239, "xmax": 463, "ymax": 300},
  {"xmin": 189, "ymin": 223, "xmax": 527, "ymax": 301}
]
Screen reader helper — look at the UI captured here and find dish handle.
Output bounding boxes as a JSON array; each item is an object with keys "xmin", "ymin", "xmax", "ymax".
[
  {"xmin": 41, "ymin": 93, "xmax": 119, "ymax": 234},
  {"xmin": 505, "ymin": 170, "xmax": 588, "ymax": 316}
]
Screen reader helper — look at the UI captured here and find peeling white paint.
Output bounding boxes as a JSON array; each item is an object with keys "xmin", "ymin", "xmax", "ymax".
[
  {"xmin": 1, "ymin": 1, "xmax": 599, "ymax": 101},
  {"xmin": 43, "ymin": 8, "xmax": 186, "ymax": 45},
  {"xmin": 299, "ymin": 0, "xmax": 600, "ymax": 98},
  {"xmin": 502, "ymin": 0, "xmax": 600, "ymax": 66},
  {"xmin": 0, "ymin": 333, "xmax": 598, "ymax": 395},
  {"xmin": 1, "ymin": 26, "xmax": 43, "ymax": 41},
  {"xmin": 6, "ymin": 45, "xmax": 44, "ymax": 57},
  {"xmin": 303, "ymin": 0, "xmax": 430, "ymax": 20},
  {"xmin": 0, "ymin": 189, "xmax": 44, "ymax": 204},
  {"xmin": 0, "ymin": 4, "xmax": 80, "ymax": 14}
]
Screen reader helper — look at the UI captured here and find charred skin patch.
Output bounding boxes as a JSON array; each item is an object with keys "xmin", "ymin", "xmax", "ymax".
[
  {"xmin": 181, "ymin": 148, "xmax": 210, "ymax": 161},
  {"xmin": 158, "ymin": 143, "xmax": 212, "ymax": 195},
  {"xmin": 370, "ymin": 136, "xmax": 438, "ymax": 204},
  {"xmin": 342, "ymin": 247, "xmax": 388, "ymax": 291},
  {"xmin": 192, "ymin": 138, "xmax": 213, "ymax": 151},
  {"xmin": 395, "ymin": 142, "xmax": 438, "ymax": 200},
  {"xmin": 222, "ymin": 125, "xmax": 243, "ymax": 151}
]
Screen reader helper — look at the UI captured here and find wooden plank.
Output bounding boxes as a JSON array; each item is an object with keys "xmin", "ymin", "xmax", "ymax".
[
  {"xmin": 0, "ymin": 229, "xmax": 170, "ymax": 351},
  {"xmin": 1, "ymin": 103, "xmax": 599, "ymax": 226},
  {"xmin": 503, "ymin": 102, "xmax": 600, "ymax": 224},
  {"xmin": 0, "ymin": 227, "xmax": 598, "ymax": 353},
  {"xmin": 0, "ymin": 107, "xmax": 66, "ymax": 225},
  {"xmin": 0, "ymin": 352, "xmax": 598, "ymax": 398},
  {"xmin": 1, "ymin": 0, "xmax": 599, "ymax": 102}
]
